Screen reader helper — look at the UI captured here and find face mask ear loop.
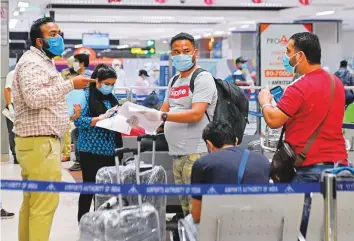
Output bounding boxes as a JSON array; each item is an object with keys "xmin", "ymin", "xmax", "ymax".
[{"xmin": 292, "ymin": 51, "xmax": 303, "ymax": 73}]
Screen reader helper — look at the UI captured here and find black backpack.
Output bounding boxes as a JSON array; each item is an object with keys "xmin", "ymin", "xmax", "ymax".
[{"xmin": 171, "ymin": 68, "xmax": 249, "ymax": 144}]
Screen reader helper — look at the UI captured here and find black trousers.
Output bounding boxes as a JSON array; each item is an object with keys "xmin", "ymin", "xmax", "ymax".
[
  {"xmin": 5, "ymin": 116, "xmax": 16, "ymax": 163},
  {"xmin": 77, "ymin": 151, "xmax": 115, "ymax": 222}
]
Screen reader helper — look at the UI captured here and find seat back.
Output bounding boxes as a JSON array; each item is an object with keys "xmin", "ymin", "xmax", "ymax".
[
  {"xmin": 199, "ymin": 194, "xmax": 304, "ymax": 241},
  {"xmin": 238, "ymin": 135, "xmax": 260, "ymax": 149},
  {"xmin": 122, "ymin": 136, "xmax": 138, "ymax": 149},
  {"xmin": 307, "ymin": 191, "xmax": 354, "ymax": 241}
]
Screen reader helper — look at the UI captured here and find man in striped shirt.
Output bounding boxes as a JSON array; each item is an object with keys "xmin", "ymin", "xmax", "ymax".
[{"xmin": 12, "ymin": 17, "xmax": 94, "ymax": 241}]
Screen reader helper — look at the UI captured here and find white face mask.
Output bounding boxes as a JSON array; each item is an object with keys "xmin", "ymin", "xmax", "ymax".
[{"xmin": 73, "ymin": 62, "xmax": 80, "ymax": 72}]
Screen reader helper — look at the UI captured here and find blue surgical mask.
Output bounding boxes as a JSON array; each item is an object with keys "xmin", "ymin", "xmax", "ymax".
[
  {"xmin": 43, "ymin": 36, "xmax": 65, "ymax": 56},
  {"xmin": 98, "ymin": 84, "xmax": 114, "ymax": 95},
  {"xmin": 242, "ymin": 63, "xmax": 248, "ymax": 69},
  {"xmin": 282, "ymin": 52, "xmax": 300, "ymax": 73},
  {"xmin": 171, "ymin": 53, "xmax": 195, "ymax": 72}
]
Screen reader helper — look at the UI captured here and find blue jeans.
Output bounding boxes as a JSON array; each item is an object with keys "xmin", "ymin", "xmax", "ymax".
[{"xmin": 292, "ymin": 164, "xmax": 335, "ymax": 238}]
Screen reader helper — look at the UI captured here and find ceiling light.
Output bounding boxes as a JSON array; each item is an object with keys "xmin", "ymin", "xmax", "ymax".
[
  {"xmin": 228, "ymin": 27, "xmax": 237, "ymax": 31},
  {"xmin": 162, "ymin": 40, "xmax": 168, "ymax": 44},
  {"xmin": 13, "ymin": 11, "xmax": 20, "ymax": 17},
  {"xmin": 204, "ymin": 33, "xmax": 212, "ymax": 37},
  {"xmin": 9, "ymin": 19, "xmax": 18, "ymax": 29},
  {"xmin": 74, "ymin": 44, "xmax": 83, "ymax": 48},
  {"xmin": 241, "ymin": 25, "xmax": 250, "ymax": 29},
  {"xmin": 117, "ymin": 44, "xmax": 130, "ymax": 49},
  {"xmin": 193, "ymin": 35, "xmax": 201, "ymax": 40},
  {"xmin": 214, "ymin": 31, "xmax": 225, "ymax": 35},
  {"xmin": 18, "ymin": 1, "xmax": 29, "ymax": 8},
  {"xmin": 316, "ymin": 10, "xmax": 335, "ymax": 16},
  {"xmin": 19, "ymin": 7, "xmax": 26, "ymax": 12}
]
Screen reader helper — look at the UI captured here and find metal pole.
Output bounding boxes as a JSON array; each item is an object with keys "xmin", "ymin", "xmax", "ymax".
[{"xmin": 322, "ymin": 173, "xmax": 337, "ymax": 241}]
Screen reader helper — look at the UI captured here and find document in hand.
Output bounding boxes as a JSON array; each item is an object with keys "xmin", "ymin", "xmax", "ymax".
[
  {"xmin": 96, "ymin": 114, "xmax": 132, "ymax": 135},
  {"xmin": 2, "ymin": 108, "xmax": 14, "ymax": 122},
  {"xmin": 118, "ymin": 102, "xmax": 162, "ymax": 134}
]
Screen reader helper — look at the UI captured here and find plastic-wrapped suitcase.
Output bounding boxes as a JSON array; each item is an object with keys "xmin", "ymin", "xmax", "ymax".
[
  {"xmin": 178, "ymin": 215, "xmax": 199, "ymax": 241},
  {"xmin": 94, "ymin": 135, "xmax": 167, "ymax": 240},
  {"xmin": 79, "ymin": 148, "xmax": 162, "ymax": 241}
]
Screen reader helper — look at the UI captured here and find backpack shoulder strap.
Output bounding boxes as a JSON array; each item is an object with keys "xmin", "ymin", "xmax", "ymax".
[
  {"xmin": 238, "ymin": 149, "xmax": 250, "ymax": 184},
  {"xmin": 190, "ymin": 68, "xmax": 207, "ymax": 93},
  {"xmin": 190, "ymin": 68, "xmax": 210, "ymax": 121},
  {"xmin": 170, "ymin": 74, "xmax": 180, "ymax": 87}
]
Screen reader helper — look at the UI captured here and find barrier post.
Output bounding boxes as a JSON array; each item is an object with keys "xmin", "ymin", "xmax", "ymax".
[{"xmin": 321, "ymin": 173, "xmax": 337, "ymax": 241}]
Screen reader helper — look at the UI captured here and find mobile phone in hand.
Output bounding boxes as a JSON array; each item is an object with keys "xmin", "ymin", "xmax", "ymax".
[{"xmin": 270, "ymin": 86, "xmax": 284, "ymax": 103}]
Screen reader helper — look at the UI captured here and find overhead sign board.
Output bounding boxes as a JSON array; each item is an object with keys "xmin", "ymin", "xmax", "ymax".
[{"xmin": 257, "ymin": 23, "xmax": 313, "ymax": 88}]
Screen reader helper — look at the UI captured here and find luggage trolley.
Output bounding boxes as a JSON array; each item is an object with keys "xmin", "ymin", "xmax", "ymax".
[{"xmin": 259, "ymin": 126, "xmax": 282, "ymax": 159}]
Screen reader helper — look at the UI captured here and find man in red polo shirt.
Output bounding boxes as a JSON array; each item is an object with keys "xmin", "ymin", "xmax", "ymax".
[
  {"xmin": 258, "ymin": 32, "xmax": 347, "ymax": 238},
  {"xmin": 259, "ymin": 32, "xmax": 347, "ymax": 179}
]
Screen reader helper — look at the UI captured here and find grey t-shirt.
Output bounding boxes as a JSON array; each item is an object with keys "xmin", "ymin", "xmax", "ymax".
[{"xmin": 164, "ymin": 70, "xmax": 218, "ymax": 155}]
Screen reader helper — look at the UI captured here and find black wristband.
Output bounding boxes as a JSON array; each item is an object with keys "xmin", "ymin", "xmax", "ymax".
[{"xmin": 162, "ymin": 112, "xmax": 168, "ymax": 122}]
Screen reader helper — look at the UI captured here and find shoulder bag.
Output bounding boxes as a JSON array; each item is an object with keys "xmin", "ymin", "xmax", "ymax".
[{"xmin": 270, "ymin": 73, "xmax": 336, "ymax": 183}]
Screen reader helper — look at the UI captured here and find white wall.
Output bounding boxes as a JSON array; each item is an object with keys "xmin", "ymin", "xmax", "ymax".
[{"xmin": 342, "ymin": 31, "xmax": 354, "ymax": 61}]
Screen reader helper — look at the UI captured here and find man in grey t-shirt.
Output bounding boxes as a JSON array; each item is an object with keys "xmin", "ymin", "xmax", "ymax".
[{"xmin": 132, "ymin": 33, "xmax": 217, "ymax": 215}]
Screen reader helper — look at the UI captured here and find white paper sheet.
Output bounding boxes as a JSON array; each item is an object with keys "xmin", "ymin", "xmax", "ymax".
[
  {"xmin": 118, "ymin": 102, "xmax": 162, "ymax": 134},
  {"xmin": 2, "ymin": 108, "xmax": 14, "ymax": 122},
  {"xmin": 96, "ymin": 114, "xmax": 132, "ymax": 135}
]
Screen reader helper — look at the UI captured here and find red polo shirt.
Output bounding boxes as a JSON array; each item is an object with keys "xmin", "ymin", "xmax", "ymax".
[{"xmin": 277, "ymin": 69, "xmax": 347, "ymax": 166}]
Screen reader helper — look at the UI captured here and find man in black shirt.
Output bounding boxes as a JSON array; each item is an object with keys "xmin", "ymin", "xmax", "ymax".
[{"xmin": 190, "ymin": 121, "xmax": 270, "ymax": 223}]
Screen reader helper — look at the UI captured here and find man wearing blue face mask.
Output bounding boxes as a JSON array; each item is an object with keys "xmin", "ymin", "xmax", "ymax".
[
  {"xmin": 12, "ymin": 17, "xmax": 95, "ymax": 241},
  {"xmin": 258, "ymin": 32, "xmax": 347, "ymax": 238},
  {"xmin": 225, "ymin": 57, "xmax": 252, "ymax": 85},
  {"xmin": 128, "ymin": 32, "xmax": 218, "ymax": 216}
]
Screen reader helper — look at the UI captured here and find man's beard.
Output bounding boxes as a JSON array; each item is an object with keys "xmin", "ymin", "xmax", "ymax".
[
  {"xmin": 41, "ymin": 40, "xmax": 56, "ymax": 59},
  {"xmin": 42, "ymin": 48, "xmax": 56, "ymax": 59}
]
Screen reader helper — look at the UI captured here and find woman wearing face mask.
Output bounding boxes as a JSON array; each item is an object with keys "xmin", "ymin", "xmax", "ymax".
[{"xmin": 74, "ymin": 64, "xmax": 122, "ymax": 222}]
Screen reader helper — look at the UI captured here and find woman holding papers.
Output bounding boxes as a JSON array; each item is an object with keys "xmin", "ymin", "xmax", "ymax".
[{"xmin": 74, "ymin": 64, "xmax": 122, "ymax": 222}]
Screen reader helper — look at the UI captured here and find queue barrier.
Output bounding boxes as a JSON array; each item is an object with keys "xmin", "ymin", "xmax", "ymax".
[{"xmin": 2, "ymin": 177, "xmax": 354, "ymax": 241}]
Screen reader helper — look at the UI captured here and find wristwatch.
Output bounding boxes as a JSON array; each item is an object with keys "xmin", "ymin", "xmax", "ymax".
[{"xmin": 161, "ymin": 112, "xmax": 168, "ymax": 122}]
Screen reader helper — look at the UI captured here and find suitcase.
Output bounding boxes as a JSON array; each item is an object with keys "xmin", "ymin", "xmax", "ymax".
[
  {"xmin": 94, "ymin": 135, "xmax": 167, "ymax": 240},
  {"xmin": 178, "ymin": 215, "xmax": 199, "ymax": 241},
  {"xmin": 79, "ymin": 142, "xmax": 163, "ymax": 241}
]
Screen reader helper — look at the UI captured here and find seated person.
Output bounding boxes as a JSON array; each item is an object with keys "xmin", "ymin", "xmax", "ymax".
[
  {"xmin": 190, "ymin": 120, "xmax": 270, "ymax": 224},
  {"xmin": 140, "ymin": 124, "xmax": 169, "ymax": 153}
]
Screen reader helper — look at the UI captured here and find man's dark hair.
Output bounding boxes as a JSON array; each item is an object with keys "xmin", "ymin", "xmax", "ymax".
[
  {"xmin": 170, "ymin": 32, "xmax": 195, "ymax": 48},
  {"xmin": 202, "ymin": 121, "xmax": 237, "ymax": 148},
  {"xmin": 340, "ymin": 60, "xmax": 348, "ymax": 68},
  {"xmin": 74, "ymin": 53, "xmax": 90, "ymax": 67},
  {"xmin": 30, "ymin": 17, "xmax": 55, "ymax": 47},
  {"xmin": 290, "ymin": 32, "xmax": 321, "ymax": 65}
]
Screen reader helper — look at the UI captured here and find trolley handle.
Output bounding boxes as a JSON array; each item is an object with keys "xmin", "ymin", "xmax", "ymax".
[
  {"xmin": 137, "ymin": 134, "xmax": 157, "ymax": 142},
  {"xmin": 115, "ymin": 147, "xmax": 138, "ymax": 156},
  {"xmin": 260, "ymin": 137, "xmax": 277, "ymax": 152}
]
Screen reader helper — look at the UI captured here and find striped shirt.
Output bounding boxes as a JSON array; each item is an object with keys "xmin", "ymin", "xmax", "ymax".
[{"xmin": 12, "ymin": 46, "xmax": 74, "ymax": 138}]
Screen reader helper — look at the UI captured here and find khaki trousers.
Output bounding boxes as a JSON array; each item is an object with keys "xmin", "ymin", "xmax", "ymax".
[{"xmin": 15, "ymin": 136, "xmax": 62, "ymax": 241}]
